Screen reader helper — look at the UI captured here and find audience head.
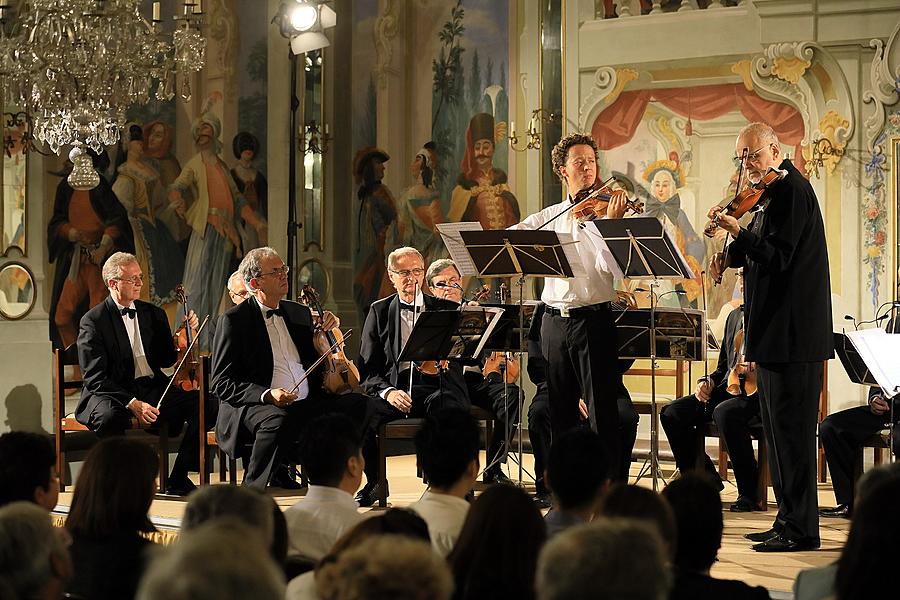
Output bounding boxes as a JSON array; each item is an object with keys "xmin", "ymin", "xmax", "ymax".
[
  {"xmin": 599, "ymin": 483, "xmax": 676, "ymax": 559},
  {"xmin": 414, "ymin": 408, "xmax": 480, "ymax": 492},
  {"xmin": 0, "ymin": 502, "xmax": 72, "ymax": 600},
  {"xmin": 546, "ymin": 427, "xmax": 608, "ymax": 511},
  {"xmin": 182, "ymin": 485, "xmax": 275, "ymax": 551},
  {"xmin": 136, "ymin": 519, "xmax": 285, "ymax": 600},
  {"xmin": 660, "ymin": 473, "xmax": 722, "ymax": 573},
  {"xmin": 536, "ymin": 518, "xmax": 670, "ymax": 600},
  {"xmin": 65, "ymin": 437, "xmax": 158, "ymax": 538},
  {"xmin": 449, "ymin": 484, "xmax": 547, "ymax": 600},
  {"xmin": 855, "ymin": 460, "xmax": 900, "ymax": 506},
  {"xmin": 299, "ymin": 414, "xmax": 364, "ymax": 492},
  {"xmin": 317, "ymin": 535, "xmax": 452, "ymax": 600},
  {"xmin": 835, "ymin": 477, "xmax": 900, "ymax": 600},
  {"xmin": 0, "ymin": 431, "xmax": 59, "ymax": 510}
]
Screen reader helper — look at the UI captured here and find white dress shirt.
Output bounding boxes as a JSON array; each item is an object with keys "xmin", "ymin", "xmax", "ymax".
[
  {"xmin": 509, "ymin": 200, "xmax": 618, "ymax": 309},
  {"xmin": 113, "ymin": 300, "xmax": 153, "ymax": 379},
  {"xmin": 256, "ymin": 297, "xmax": 309, "ymax": 401},
  {"xmin": 380, "ymin": 291, "xmax": 425, "ymax": 399},
  {"xmin": 285, "ymin": 572, "xmax": 320, "ymax": 600},
  {"xmin": 284, "ymin": 485, "xmax": 365, "ymax": 561},
  {"xmin": 408, "ymin": 489, "xmax": 470, "ymax": 557}
]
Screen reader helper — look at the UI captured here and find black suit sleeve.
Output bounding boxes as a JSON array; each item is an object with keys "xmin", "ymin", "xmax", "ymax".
[
  {"xmin": 211, "ymin": 312, "xmax": 268, "ymax": 407},
  {"xmin": 710, "ymin": 309, "xmax": 741, "ymax": 388},
  {"xmin": 77, "ymin": 313, "xmax": 133, "ymax": 407},
  {"xmin": 357, "ymin": 305, "xmax": 392, "ymax": 396}
]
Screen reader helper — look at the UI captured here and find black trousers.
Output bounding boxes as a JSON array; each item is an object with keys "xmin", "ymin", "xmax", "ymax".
[
  {"xmin": 528, "ymin": 382, "xmax": 637, "ymax": 487},
  {"xmin": 819, "ymin": 402, "xmax": 900, "ymax": 508},
  {"xmin": 466, "ymin": 371, "xmax": 521, "ymax": 471},
  {"xmin": 83, "ymin": 376, "xmax": 212, "ymax": 479},
  {"xmin": 240, "ymin": 391, "xmax": 371, "ymax": 490},
  {"xmin": 757, "ymin": 361, "xmax": 822, "ymax": 542},
  {"xmin": 541, "ymin": 306, "xmax": 621, "ymax": 472},
  {"xmin": 659, "ymin": 391, "xmax": 761, "ymax": 500}
]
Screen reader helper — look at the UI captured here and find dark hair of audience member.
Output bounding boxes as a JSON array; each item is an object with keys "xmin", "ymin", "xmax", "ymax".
[
  {"xmin": 299, "ymin": 414, "xmax": 362, "ymax": 487},
  {"xmin": 317, "ymin": 508, "xmax": 430, "ymax": 572},
  {"xmin": 546, "ymin": 428, "xmax": 608, "ymax": 509},
  {"xmin": 448, "ymin": 484, "xmax": 547, "ymax": 600},
  {"xmin": 835, "ymin": 477, "xmax": 900, "ymax": 600},
  {"xmin": 65, "ymin": 437, "xmax": 158, "ymax": 538},
  {"xmin": 599, "ymin": 483, "xmax": 676, "ymax": 558},
  {"xmin": 661, "ymin": 473, "xmax": 722, "ymax": 572},
  {"xmin": 414, "ymin": 408, "xmax": 480, "ymax": 489},
  {"xmin": 0, "ymin": 431, "xmax": 56, "ymax": 507},
  {"xmin": 270, "ymin": 500, "xmax": 289, "ymax": 567}
]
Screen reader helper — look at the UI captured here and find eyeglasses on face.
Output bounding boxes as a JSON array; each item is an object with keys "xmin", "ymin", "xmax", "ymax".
[
  {"xmin": 257, "ymin": 266, "xmax": 290, "ymax": 279},
  {"xmin": 390, "ymin": 268, "xmax": 425, "ymax": 279},
  {"xmin": 732, "ymin": 145, "xmax": 771, "ymax": 167},
  {"xmin": 228, "ymin": 289, "xmax": 250, "ymax": 298},
  {"xmin": 115, "ymin": 275, "xmax": 144, "ymax": 285}
]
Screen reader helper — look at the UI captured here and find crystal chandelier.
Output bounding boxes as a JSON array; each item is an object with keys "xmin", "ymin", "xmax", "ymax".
[{"xmin": 0, "ymin": 0, "xmax": 205, "ymax": 155}]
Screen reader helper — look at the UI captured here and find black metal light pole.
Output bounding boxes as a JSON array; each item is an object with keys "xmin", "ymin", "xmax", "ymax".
[{"xmin": 286, "ymin": 48, "xmax": 302, "ymax": 298}]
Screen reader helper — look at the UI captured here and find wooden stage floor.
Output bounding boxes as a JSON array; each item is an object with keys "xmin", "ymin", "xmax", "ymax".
[{"xmin": 54, "ymin": 452, "xmax": 848, "ymax": 596}]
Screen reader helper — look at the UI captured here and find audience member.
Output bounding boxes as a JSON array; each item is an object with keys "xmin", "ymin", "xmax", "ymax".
[
  {"xmin": 182, "ymin": 484, "xmax": 276, "ymax": 554},
  {"xmin": 409, "ymin": 408, "xmax": 479, "ymax": 556},
  {"xmin": 136, "ymin": 519, "xmax": 285, "ymax": 600},
  {"xmin": 661, "ymin": 474, "xmax": 769, "ymax": 599},
  {"xmin": 536, "ymin": 518, "xmax": 670, "ymax": 600},
  {"xmin": 0, "ymin": 502, "xmax": 72, "ymax": 600},
  {"xmin": 285, "ymin": 414, "xmax": 366, "ymax": 561},
  {"xmin": 544, "ymin": 428, "xmax": 609, "ymax": 537},
  {"xmin": 599, "ymin": 483, "xmax": 677, "ymax": 559},
  {"xmin": 0, "ymin": 431, "xmax": 59, "ymax": 510},
  {"xmin": 317, "ymin": 535, "xmax": 453, "ymax": 600},
  {"xmin": 64, "ymin": 437, "xmax": 159, "ymax": 600},
  {"xmin": 448, "ymin": 484, "xmax": 546, "ymax": 600}
]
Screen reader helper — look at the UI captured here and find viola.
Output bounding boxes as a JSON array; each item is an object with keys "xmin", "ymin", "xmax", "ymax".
[
  {"xmin": 571, "ymin": 180, "xmax": 644, "ymax": 224},
  {"xmin": 704, "ymin": 167, "xmax": 786, "ymax": 238},
  {"xmin": 172, "ymin": 284, "xmax": 200, "ymax": 392},
  {"xmin": 298, "ymin": 285, "xmax": 361, "ymax": 395},
  {"xmin": 482, "ymin": 281, "xmax": 520, "ymax": 384},
  {"xmin": 725, "ymin": 328, "xmax": 757, "ymax": 397}
]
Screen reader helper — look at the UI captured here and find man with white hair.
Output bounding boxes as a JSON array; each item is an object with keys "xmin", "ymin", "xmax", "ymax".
[
  {"xmin": 212, "ymin": 247, "xmax": 372, "ymax": 490},
  {"xmin": 75, "ymin": 251, "xmax": 207, "ymax": 496},
  {"xmin": 0, "ymin": 502, "xmax": 73, "ymax": 600}
]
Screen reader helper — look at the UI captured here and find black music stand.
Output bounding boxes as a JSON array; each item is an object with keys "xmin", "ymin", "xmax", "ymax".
[
  {"xmin": 835, "ymin": 331, "xmax": 894, "ymax": 457},
  {"xmin": 459, "ymin": 229, "xmax": 576, "ymax": 484},
  {"xmin": 594, "ymin": 217, "xmax": 695, "ymax": 491}
]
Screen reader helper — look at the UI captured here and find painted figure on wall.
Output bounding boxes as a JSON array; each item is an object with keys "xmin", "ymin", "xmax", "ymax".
[
  {"xmin": 48, "ymin": 150, "xmax": 135, "ymax": 349},
  {"xmin": 168, "ymin": 102, "xmax": 267, "ymax": 351},
  {"xmin": 230, "ymin": 131, "xmax": 268, "ymax": 252},
  {"xmin": 448, "ymin": 112, "xmax": 519, "ymax": 230},
  {"xmin": 353, "ymin": 146, "xmax": 400, "ymax": 320},
  {"xmin": 112, "ymin": 124, "xmax": 184, "ymax": 307},
  {"xmin": 398, "ymin": 142, "xmax": 445, "ymax": 267},
  {"xmin": 143, "ymin": 120, "xmax": 190, "ymax": 250},
  {"xmin": 2, "ymin": 122, "xmax": 27, "ymax": 251}
]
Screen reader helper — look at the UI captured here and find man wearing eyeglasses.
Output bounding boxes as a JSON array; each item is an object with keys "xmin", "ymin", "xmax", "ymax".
[
  {"xmin": 206, "ymin": 270, "xmax": 250, "ymax": 346},
  {"xmin": 708, "ymin": 122, "xmax": 833, "ymax": 552},
  {"xmin": 212, "ymin": 247, "xmax": 372, "ymax": 491},
  {"xmin": 75, "ymin": 251, "xmax": 207, "ymax": 496},
  {"xmin": 356, "ymin": 246, "xmax": 470, "ymax": 506}
]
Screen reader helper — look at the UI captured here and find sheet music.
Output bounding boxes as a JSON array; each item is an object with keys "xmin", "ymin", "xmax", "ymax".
[
  {"xmin": 660, "ymin": 215, "xmax": 697, "ymax": 280},
  {"xmin": 846, "ymin": 328, "xmax": 900, "ymax": 395},
  {"xmin": 436, "ymin": 222, "xmax": 483, "ymax": 276},
  {"xmin": 557, "ymin": 232, "xmax": 589, "ymax": 279},
  {"xmin": 586, "ymin": 231, "xmax": 624, "ymax": 280}
]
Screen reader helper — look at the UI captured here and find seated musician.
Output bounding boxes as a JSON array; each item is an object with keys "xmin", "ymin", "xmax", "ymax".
[
  {"xmin": 819, "ymin": 317, "xmax": 900, "ymax": 518},
  {"xmin": 357, "ymin": 246, "xmax": 471, "ymax": 506},
  {"xmin": 211, "ymin": 247, "xmax": 372, "ymax": 491},
  {"xmin": 426, "ymin": 258, "xmax": 520, "ymax": 485},
  {"xmin": 75, "ymin": 251, "xmax": 210, "ymax": 496},
  {"xmin": 659, "ymin": 269, "xmax": 763, "ymax": 512}
]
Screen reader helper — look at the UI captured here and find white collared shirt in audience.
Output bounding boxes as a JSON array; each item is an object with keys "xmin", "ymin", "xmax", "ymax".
[
  {"xmin": 284, "ymin": 485, "xmax": 364, "ymax": 561},
  {"xmin": 286, "ymin": 572, "xmax": 319, "ymax": 600},
  {"xmin": 408, "ymin": 489, "xmax": 470, "ymax": 557}
]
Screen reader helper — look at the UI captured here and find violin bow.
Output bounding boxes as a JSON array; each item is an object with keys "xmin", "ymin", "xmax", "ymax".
[
  {"xmin": 700, "ymin": 270, "xmax": 710, "ymax": 389},
  {"xmin": 288, "ymin": 330, "xmax": 353, "ymax": 395},
  {"xmin": 157, "ymin": 314, "xmax": 210, "ymax": 410}
]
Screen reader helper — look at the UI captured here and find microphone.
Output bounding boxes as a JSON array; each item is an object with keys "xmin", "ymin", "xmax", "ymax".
[{"xmin": 434, "ymin": 281, "xmax": 464, "ymax": 291}]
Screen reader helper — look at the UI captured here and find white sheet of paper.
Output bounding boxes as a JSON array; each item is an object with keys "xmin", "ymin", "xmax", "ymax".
[
  {"xmin": 462, "ymin": 305, "xmax": 505, "ymax": 358},
  {"xmin": 846, "ymin": 328, "xmax": 900, "ymax": 396},
  {"xmin": 436, "ymin": 222, "xmax": 483, "ymax": 277}
]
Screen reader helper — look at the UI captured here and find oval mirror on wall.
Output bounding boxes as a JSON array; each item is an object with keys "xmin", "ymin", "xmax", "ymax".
[{"xmin": 0, "ymin": 261, "xmax": 35, "ymax": 320}]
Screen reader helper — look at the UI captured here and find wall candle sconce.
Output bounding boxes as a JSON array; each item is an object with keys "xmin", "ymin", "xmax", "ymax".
[
  {"xmin": 299, "ymin": 120, "xmax": 330, "ymax": 155},
  {"xmin": 508, "ymin": 108, "xmax": 559, "ymax": 152},
  {"xmin": 806, "ymin": 137, "xmax": 844, "ymax": 179}
]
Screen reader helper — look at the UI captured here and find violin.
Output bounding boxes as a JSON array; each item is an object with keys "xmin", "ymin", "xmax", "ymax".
[
  {"xmin": 725, "ymin": 327, "xmax": 757, "ymax": 397},
  {"xmin": 571, "ymin": 180, "xmax": 644, "ymax": 224},
  {"xmin": 298, "ymin": 285, "xmax": 361, "ymax": 395},
  {"xmin": 482, "ymin": 282, "xmax": 520, "ymax": 384},
  {"xmin": 415, "ymin": 287, "xmax": 493, "ymax": 377},
  {"xmin": 704, "ymin": 167, "xmax": 786, "ymax": 238},
  {"xmin": 172, "ymin": 284, "xmax": 200, "ymax": 392}
]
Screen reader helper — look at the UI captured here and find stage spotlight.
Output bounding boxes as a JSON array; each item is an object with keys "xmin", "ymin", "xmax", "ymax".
[
  {"xmin": 289, "ymin": 1, "xmax": 319, "ymax": 32},
  {"xmin": 274, "ymin": 0, "xmax": 336, "ymax": 54}
]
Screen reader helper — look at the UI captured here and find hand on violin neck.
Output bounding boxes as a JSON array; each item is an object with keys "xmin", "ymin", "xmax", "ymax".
[
  {"xmin": 184, "ymin": 309, "xmax": 199, "ymax": 331},
  {"xmin": 708, "ymin": 251, "xmax": 730, "ymax": 283},
  {"xmin": 606, "ymin": 189, "xmax": 628, "ymax": 219},
  {"xmin": 706, "ymin": 206, "xmax": 739, "ymax": 236},
  {"xmin": 319, "ymin": 310, "xmax": 340, "ymax": 332}
]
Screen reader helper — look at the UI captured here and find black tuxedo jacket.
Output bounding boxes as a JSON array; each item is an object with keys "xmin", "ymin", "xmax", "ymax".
[
  {"xmin": 727, "ymin": 159, "xmax": 834, "ymax": 364},
  {"xmin": 211, "ymin": 298, "xmax": 323, "ymax": 456},
  {"xmin": 75, "ymin": 296, "xmax": 175, "ymax": 424},
  {"xmin": 358, "ymin": 293, "xmax": 468, "ymax": 398}
]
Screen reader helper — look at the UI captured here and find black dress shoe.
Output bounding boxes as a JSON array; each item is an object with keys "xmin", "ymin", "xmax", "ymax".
[
  {"xmin": 484, "ymin": 468, "xmax": 514, "ymax": 486},
  {"xmin": 269, "ymin": 467, "xmax": 304, "ymax": 490},
  {"xmin": 165, "ymin": 476, "xmax": 197, "ymax": 497},
  {"xmin": 533, "ymin": 491, "xmax": 552, "ymax": 509},
  {"xmin": 355, "ymin": 481, "xmax": 388, "ymax": 507},
  {"xmin": 819, "ymin": 504, "xmax": 850, "ymax": 518},
  {"xmin": 730, "ymin": 496, "xmax": 758, "ymax": 512},
  {"xmin": 752, "ymin": 533, "xmax": 820, "ymax": 552},
  {"xmin": 744, "ymin": 527, "xmax": 780, "ymax": 542}
]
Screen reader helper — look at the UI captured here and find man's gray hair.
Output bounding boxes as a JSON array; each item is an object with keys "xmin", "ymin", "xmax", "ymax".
[
  {"xmin": 226, "ymin": 271, "xmax": 243, "ymax": 293},
  {"xmin": 182, "ymin": 485, "xmax": 275, "ymax": 548},
  {"xmin": 0, "ymin": 502, "xmax": 71, "ymax": 599},
  {"xmin": 101, "ymin": 252, "xmax": 138, "ymax": 287},
  {"xmin": 536, "ymin": 518, "xmax": 671, "ymax": 600},
  {"xmin": 386, "ymin": 246, "xmax": 423, "ymax": 270},
  {"xmin": 136, "ymin": 519, "xmax": 285, "ymax": 600},
  {"xmin": 426, "ymin": 259, "xmax": 459, "ymax": 288},
  {"xmin": 238, "ymin": 246, "xmax": 281, "ymax": 288},
  {"xmin": 737, "ymin": 122, "xmax": 779, "ymax": 147}
]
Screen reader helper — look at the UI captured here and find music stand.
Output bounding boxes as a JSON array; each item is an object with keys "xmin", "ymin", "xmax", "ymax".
[
  {"xmin": 594, "ymin": 217, "xmax": 695, "ymax": 491},
  {"xmin": 459, "ymin": 229, "xmax": 576, "ymax": 484}
]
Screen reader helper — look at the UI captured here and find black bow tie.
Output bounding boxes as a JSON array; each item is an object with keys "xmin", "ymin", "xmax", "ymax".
[
  {"xmin": 120, "ymin": 307, "xmax": 136, "ymax": 319},
  {"xmin": 265, "ymin": 308, "xmax": 283, "ymax": 319},
  {"xmin": 399, "ymin": 303, "xmax": 418, "ymax": 312}
]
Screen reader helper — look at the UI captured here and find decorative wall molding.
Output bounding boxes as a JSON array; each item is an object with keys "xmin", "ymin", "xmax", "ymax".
[
  {"xmin": 762, "ymin": 42, "xmax": 815, "ymax": 85},
  {"xmin": 373, "ymin": 0, "xmax": 401, "ymax": 90},
  {"xmin": 862, "ymin": 20, "xmax": 900, "ymax": 151},
  {"xmin": 578, "ymin": 67, "xmax": 638, "ymax": 131},
  {"xmin": 210, "ymin": 0, "xmax": 238, "ymax": 93}
]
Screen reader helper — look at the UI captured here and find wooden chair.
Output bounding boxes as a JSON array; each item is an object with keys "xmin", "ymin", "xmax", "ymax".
[
  {"xmin": 700, "ymin": 421, "xmax": 770, "ymax": 510},
  {"xmin": 628, "ymin": 359, "xmax": 687, "ymax": 467}
]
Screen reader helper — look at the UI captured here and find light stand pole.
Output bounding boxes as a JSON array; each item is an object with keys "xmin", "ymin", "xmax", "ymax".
[{"xmin": 286, "ymin": 49, "xmax": 302, "ymax": 299}]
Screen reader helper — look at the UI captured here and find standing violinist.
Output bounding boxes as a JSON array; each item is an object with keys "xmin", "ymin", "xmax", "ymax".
[
  {"xmin": 708, "ymin": 122, "xmax": 833, "ymax": 552},
  {"xmin": 660, "ymin": 270, "xmax": 764, "ymax": 512},
  {"xmin": 75, "ymin": 252, "xmax": 210, "ymax": 496},
  {"xmin": 508, "ymin": 133, "xmax": 628, "ymax": 470},
  {"xmin": 211, "ymin": 247, "xmax": 372, "ymax": 491}
]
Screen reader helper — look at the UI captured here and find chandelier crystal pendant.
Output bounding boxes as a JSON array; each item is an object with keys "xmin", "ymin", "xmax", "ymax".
[{"xmin": 0, "ymin": 0, "xmax": 206, "ymax": 155}]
